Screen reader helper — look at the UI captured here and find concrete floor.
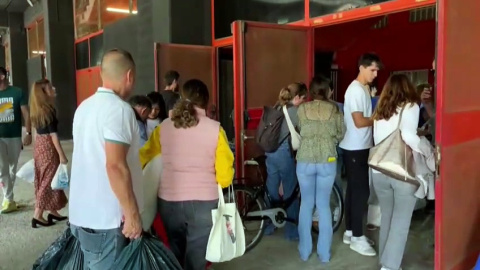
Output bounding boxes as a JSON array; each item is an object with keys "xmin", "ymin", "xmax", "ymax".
[{"xmin": 0, "ymin": 141, "xmax": 434, "ymax": 270}]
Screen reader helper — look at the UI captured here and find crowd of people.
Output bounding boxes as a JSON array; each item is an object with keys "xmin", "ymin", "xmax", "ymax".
[
  {"xmin": 261, "ymin": 53, "xmax": 435, "ymax": 270},
  {"xmin": 0, "ymin": 49, "xmax": 436, "ymax": 270}
]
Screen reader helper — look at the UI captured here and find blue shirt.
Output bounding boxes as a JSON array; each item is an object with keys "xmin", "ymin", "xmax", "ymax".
[
  {"xmin": 137, "ymin": 119, "xmax": 148, "ymax": 146},
  {"xmin": 371, "ymin": 96, "xmax": 379, "ymax": 111}
]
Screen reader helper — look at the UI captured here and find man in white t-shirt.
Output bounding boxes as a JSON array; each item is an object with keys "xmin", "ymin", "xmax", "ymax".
[
  {"xmin": 69, "ymin": 49, "xmax": 143, "ymax": 270},
  {"xmin": 340, "ymin": 53, "xmax": 382, "ymax": 257}
]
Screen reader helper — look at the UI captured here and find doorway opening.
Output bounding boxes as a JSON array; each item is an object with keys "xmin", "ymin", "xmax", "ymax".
[
  {"xmin": 217, "ymin": 46, "xmax": 235, "ymax": 141},
  {"xmin": 311, "ymin": 7, "xmax": 436, "ymax": 270}
]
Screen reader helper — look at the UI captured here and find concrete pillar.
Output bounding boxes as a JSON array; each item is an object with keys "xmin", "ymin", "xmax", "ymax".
[
  {"xmin": 43, "ymin": 0, "xmax": 76, "ymax": 139},
  {"xmin": 7, "ymin": 13, "xmax": 28, "ymax": 97}
]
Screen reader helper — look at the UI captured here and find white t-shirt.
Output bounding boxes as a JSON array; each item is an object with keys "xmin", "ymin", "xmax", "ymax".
[
  {"xmin": 69, "ymin": 88, "xmax": 144, "ymax": 230},
  {"xmin": 340, "ymin": 80, "xmax": 373, "ymax": 150},
  {"xmin": 372, "ymin": 103, "xmax": 424, "ymax": 174}
]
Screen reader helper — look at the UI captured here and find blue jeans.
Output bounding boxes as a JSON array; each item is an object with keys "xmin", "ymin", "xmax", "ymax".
[
  {"xmin": 265, "ymin": 140, "xmax": 299, "ymax": 239},
  {"xmin": 297, "ymin": 162, "xmax": 336, "ymax": 262},
  {"xmin": 71, "ymin": 224, "xmax": 127, "ymax": 270}
]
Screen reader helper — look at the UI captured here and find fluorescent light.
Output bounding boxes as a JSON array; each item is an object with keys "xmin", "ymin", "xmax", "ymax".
[
  {"xmin": 106, "ymin": 7, "xmax": 138, "ymax": 14},
  {"xmin": 32, "ymin": 50, "xmax": 46, "ymax": 54}
]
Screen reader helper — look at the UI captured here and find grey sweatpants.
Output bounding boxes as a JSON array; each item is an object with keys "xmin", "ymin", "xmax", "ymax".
[
  {"xmin": 0, "ymin": 137, "xmax": 22, "ymax": 202},
  {"xmin": 372, "ymin": 173, "xmax": 417, "ymax": 270}
]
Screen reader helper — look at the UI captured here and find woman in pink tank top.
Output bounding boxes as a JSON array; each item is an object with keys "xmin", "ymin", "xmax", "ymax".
[{"xmin": 157, "ymin": 79, "xmax": 234, "ymax": 270}]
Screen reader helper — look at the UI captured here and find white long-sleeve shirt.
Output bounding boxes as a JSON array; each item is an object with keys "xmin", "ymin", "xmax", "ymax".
[{"xmin": 373, "ymin": 103, "xmax": 430, "ymax": 174}]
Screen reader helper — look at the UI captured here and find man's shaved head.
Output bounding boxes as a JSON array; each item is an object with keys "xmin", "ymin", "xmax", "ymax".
[
  {"xmin": 101, "ymin": 48, "xmax": 135, "ymax": 80},
  {"xmin": 100, "ymin": 48, "xmax": 136, "ymax": 99}
]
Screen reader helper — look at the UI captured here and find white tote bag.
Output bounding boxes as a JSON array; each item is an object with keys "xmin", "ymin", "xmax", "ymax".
[
  {"xmin": 205, "ymin": 185, "xmax": 246, "ymax": 262},
  {"xmin": 141, "ymin": 154, "xmax": 163, "ymax": 231},
  {"xmin": 283, "ymin": 105, "xmax": 301, "ymax": 150},
  {"xmin": 16, "ymin": 159, "xmax": 35, "ymax": 183},
  {"xmin": 51, "ymin": 164, "xmax": 69, "ymax": 190}
]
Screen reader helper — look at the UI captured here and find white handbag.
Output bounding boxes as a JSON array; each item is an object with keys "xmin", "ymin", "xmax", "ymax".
[
  {"xmin": 205, "ymin": 185, "xmax": 246, "ymax": 262},
  {"xmin": 283, "ymin": 105, "xmax": 301, "ymax": 150}
]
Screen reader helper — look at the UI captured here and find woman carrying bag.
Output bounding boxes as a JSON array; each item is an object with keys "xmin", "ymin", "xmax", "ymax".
[{"xmin": 370, "ymin": 74, "xmax": 433, "ymax": 270}]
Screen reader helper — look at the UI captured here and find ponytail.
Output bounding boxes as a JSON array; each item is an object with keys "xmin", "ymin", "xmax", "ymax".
[
  {"xmin": 277, "ymin": 87, "xmax": 293, "ymax": 106},
  {"xmin": 171, "ymin": 99, "xmax": 199, "ymax": 128}
]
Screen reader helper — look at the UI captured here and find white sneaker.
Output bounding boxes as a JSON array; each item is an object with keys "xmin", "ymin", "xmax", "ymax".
[
  {"xmin": 343, "ymin": 233, "xmax": 375, "ymax": 246},
  {"xmin": 350, "ymin": 237, "xmax": 377, "ymax": 256},
  {"xmin": 343, "ymin": 231, "xmax": 352, "ymax": 244},
  {"xmin": 381, "ymin": 267, "xmax": 402, "ymax": 270}
]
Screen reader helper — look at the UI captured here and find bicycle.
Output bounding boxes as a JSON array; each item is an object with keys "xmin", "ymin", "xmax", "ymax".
[{"xmin": 225, "ymin": 155, "xmax": 344, "ymax": 252}]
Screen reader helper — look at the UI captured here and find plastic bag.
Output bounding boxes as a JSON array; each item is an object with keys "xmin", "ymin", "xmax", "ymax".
[
  {"xmin": 141, "ymin": 154, "xmax": 162, "ymax": 231},
  {"xmin": 16, "ymin": 159, "xmax": 35, "ymax": 183},
  {"xmin": 112, "ymin": 233, "xmax": 182, "ymax": 270},
  {"xmin": 32, "ymin": 227, "xmax": 84, "ymax": 270},
  {"xmin": 51, "ymin": 164, "xmax": 69, "ymax": 190}
]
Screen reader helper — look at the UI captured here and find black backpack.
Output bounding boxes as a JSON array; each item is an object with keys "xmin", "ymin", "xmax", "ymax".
[{"xmin": 255, "ymin": 106, "xmax": 285, "ymax": 153}]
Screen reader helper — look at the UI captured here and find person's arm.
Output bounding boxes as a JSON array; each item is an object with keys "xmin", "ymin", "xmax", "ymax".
[
  {"xmin": 139, "ymin": 125, "xmax": 162, "ymax": 169},
  {"xmin": 104, "ymin": 107, "xmax": 141, "ymax": 239},
  {"xmin": 47, "ymin": 115, "xmax": 68, "ymax": 163},
  {"xmin": 335, "ymin": 110, "xmax": 346, "ymax": 142},
  {"xmin": 399, "ymin": 103, "xmax": 423, "ymax": 153},
  {"xmin": 351, "ymin": 112, "xmax": 373, "ymax": 128},
  {"xmin": 347, "ymin": 86, "xmax": 373, "ymax": 128},
  {"xmin": 215, "ymin": 127, "xmax": 235, "ymax": 188},
  {"xmin": 20, "ymin": 105, "xmax": 32, "ymax": 146},
  {"xmin": 105, "ymin": 142, "xmax": 139, "ymax": 219}
]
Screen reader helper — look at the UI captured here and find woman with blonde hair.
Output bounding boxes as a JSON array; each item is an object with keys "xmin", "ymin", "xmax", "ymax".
[
  {"xmin": 263, "ymin": 82, "xmax": 307, "ymax": 240},
  {"xmin": 29, "ymin": 79, "xmax": 68, "ymax": 228},
  {"xmin": 372, "ymin": 74, "xmax": 432, "ymax": 270}
]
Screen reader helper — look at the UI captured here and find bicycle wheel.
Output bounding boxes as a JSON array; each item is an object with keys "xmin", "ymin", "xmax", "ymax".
[
  {"xmin": 312, "ymin": 182, "xmax": 344, "ymax": 233},
  {"xmin": 224, "ymin": 184, "xmax": 267, "ymax": 252}
]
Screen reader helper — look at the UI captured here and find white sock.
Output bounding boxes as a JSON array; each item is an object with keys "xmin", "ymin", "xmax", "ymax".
[{"xmin": 345, "ymin": 230, "xmax": 352, "ymax": 236}]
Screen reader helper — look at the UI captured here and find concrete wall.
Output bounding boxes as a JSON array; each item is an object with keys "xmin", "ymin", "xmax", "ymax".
[
  {"xmin": 24, "ymin": 1, "xmax": 43, "ymax": 27},
  {"xmin": 7, "ymin": 13, "xmax": 28, "ymax": 97},
  {"xmin": 0, "ymin": 44, "xmax": 4, "ymax": 67},
  {"xmin": 43, "ymin": 0, "xmax": 76, "ymax": 139},
  {"xmin": 0, "ymin": 11, "xmax": 8, "ymax": 26},
  {"xmin": 102, "ymin": 0, "xmax": 211, "ymax": 94}
]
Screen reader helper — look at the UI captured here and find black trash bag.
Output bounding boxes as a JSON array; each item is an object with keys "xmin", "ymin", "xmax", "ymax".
[
  {"xmin": 112, "ymin": 233, "xmax": 182, "ymax": 270},
  {"xmin": 32, "ymin": 227, "xmax": 84, "ymax": 270}
]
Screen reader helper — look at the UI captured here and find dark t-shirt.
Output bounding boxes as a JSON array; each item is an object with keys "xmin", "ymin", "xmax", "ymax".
[
  {"xmin": 0, "ymin": 86, "xmax": 27, "ymax": 138},
  {"xmin": 161, "ymin": 90, "xmax": 180, "ymax": 112},
  {"xmin": 36, "ymin": 111, "xmax": 58, "ymax": 135}
]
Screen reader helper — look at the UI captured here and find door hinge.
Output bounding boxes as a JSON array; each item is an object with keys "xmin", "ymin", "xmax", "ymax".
[{"xmin": 435, "ymin": 144, "xmax": 441, "ymax": 180}]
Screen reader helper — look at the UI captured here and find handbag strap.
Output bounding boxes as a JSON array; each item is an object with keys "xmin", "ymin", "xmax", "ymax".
[
  {"xmin": 217, "ymin": 184, "xmax": 226, "ymax": 207},
  {"xmin": 282, "ymin": 105, "xmax": 296, "ymax": 135},
  {"xmin": 396, "ymin": 105, "xmax": 407, "ymax": 130}
]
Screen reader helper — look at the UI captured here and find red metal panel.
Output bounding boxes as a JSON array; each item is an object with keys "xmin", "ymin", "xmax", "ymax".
[
  {"xmin": 213, "ymin": 36, "xmax": 233, "ymax": 48},
  {"xmin": 436, "ymin": 0, "xmax": 480, "ymax": 269},
  {"xmin": 75, "ymin": 30, "xmax": 104, "ymax": 44},
  {"xmin": 155, "ymin": 43, "xmax": 215, "ymax": 107},
  {"xmin": 75, "ymin": 66, "xmax": 101, "ymax": 106},
  {"xmin": 309, "ymin": 0, "xmax": 436, "ymax": 27},
  {"xmin": 232, "ymin": 21, "xmax": 311, "ymax": 178}
]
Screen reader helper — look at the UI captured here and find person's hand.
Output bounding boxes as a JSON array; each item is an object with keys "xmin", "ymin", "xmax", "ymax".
[
  {"xmin": 60, "ymin": 156, "xmax": 68, "ymax": 164},
  {"xmin": 23, "ymin": 134, "xmax": 32, "ymax": 146},
  {"xmin": 421, "ymin": 88, "xmax": 432, "ymax": 102},
  {"xmin": 122, "ymin": 212, "xmax": 142, "ymax": 240}
]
